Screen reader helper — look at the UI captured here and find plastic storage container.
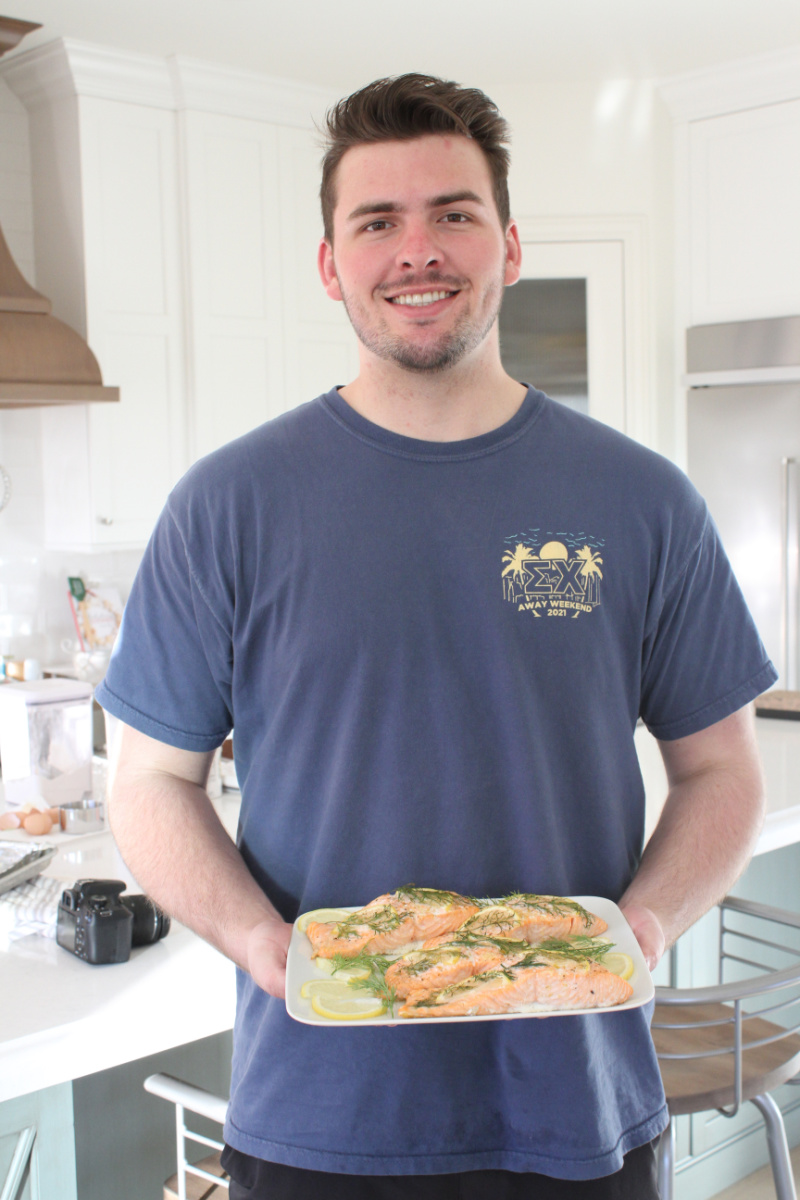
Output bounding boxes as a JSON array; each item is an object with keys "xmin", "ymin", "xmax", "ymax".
[{"xmin": 0, "ymin": 679, "xmax": 93, "ymax": 809}]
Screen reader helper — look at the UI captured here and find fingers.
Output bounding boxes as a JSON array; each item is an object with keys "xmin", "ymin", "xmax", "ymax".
[
  {"xmin": 246, "ymin": 917, "xmax": 293, "ymax": 999},
  {"xmin": 619, "ymin": 902, "xmax": 666, "ymax": 971}
]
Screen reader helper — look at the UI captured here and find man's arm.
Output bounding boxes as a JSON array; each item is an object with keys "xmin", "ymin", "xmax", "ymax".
[
  {"xmin": 108, "ymin": 722, "xmax": 291, "ymax": 998},
  {"xmin": 619, "ymin": 704, "xmax": 766, "ymax": 969}
]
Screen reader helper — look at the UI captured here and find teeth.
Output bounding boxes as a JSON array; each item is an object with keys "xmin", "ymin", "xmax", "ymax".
[{"xmin": 390, "ymin": 290, "xmax": 452, "ymax": 306}]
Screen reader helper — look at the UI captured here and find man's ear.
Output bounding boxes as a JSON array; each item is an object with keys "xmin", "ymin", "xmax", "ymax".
[
  {"xmin": 318, "ymin": 239, "xmax": 343, "ymax": 301},
  {"xmin": 504, "ymin": 221, "xmax": 522, "ymax": 288}
]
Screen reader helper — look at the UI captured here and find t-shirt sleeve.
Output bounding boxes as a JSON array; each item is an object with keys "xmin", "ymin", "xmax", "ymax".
[
  {"xmin": 639, "ymin": 507, "xmax": 777, "ymax": 741},
  {"xmin": 96, "ymin": 501, "xmax": 234, "ymax": 752}
]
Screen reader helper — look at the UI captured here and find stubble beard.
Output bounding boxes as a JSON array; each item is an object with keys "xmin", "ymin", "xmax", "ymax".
[{"xmin": 337, "ymin": 270, "xmax": 506, "ymax": 374}]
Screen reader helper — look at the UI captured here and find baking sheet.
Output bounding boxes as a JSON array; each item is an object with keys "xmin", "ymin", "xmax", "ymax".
[{"xmin": 286, "ymin": 895, "xmax": 654, "ymax": 1027}]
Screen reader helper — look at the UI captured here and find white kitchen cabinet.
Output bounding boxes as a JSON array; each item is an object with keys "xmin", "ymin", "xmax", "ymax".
[
  {"xmin": 180, "ymin": 110, "xmax": 285, "ymax": 463},
  {"xmin": 276, "ymin": 125, "xmax": 359, "ymax": 403},
  {"xmin": 688, "ymin": 99, "xmax": 800, "ymax": 325},
  {"xmin": 34, "ymin": 97, "xmax": 187, "ymax": 550},
  {"xmin": 661, "ymin": 47, "xmax": 800, "ymax": 363},
  {"xmin": 180, "ymin": 112, "xmax": 358, "ymax": 465},
  {"xmin": 5, "ymin": 42, "xmax": 353, "ymax": 547}
]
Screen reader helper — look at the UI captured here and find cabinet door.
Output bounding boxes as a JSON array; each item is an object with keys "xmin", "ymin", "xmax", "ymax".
[
  {"xmin": 277, "ymin": 125, "xmax": 359, "ymax": 403},
  {"xmin": 0, "ymin": 1084, "xmax": 77, "ymax": 1200},
  {"xmin": 57, "ymin": 97, "xmax": 187, "ymax": 549},
  {"xmin": 689, "ymin": 99, "xmax": 800, "ymax": 324},
  {"xmin": 181, "ymin": 111, "xmax": 286, "ymax": 463}
]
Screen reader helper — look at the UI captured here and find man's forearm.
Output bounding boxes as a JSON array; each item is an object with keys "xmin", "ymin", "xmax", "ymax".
[
  {"xmin": 620, "ymin": 706, "xmax": 766, "ymax": 967},
  {"xmin": 108, "ymin": 729, "xmax": 291, "ymax": 996}
]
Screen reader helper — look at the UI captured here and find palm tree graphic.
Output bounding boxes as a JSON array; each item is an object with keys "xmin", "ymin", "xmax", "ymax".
[
  {"xmin": 501, "ymin": 543, "xmax": 538, "ymax": 601},
  {"xmin": 576, "ymin": 545, "xmax": 603, "ymax": 605}
]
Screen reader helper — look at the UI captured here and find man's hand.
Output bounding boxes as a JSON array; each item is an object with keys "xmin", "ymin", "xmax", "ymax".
[
  {"xmin": 246, "ymin": 917, "xmax": 294, "ymax": 999},
  {"xmin": 619, "ymin": 901, "xmax": 665, "ymax": 971}
]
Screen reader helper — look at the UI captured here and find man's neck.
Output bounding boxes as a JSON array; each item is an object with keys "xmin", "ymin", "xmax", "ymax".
[{"xmin": 338, "ymin": 355, "xmax": 528, "ymax": 443}]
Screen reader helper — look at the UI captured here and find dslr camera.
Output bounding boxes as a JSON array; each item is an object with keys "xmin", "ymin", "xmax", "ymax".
[{"xmin": 56, "ymin": 878, "xmax": 170, "ymax": 964}]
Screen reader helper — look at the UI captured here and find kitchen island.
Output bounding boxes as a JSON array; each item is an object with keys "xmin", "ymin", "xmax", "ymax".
[{"xmin": 0, "ymin": 795, "xmax": 238, "ymax": 1200}]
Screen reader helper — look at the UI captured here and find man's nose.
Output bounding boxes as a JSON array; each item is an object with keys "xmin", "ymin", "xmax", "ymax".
[{"xmin": 395, "ymin": 222, "xmax": 442, "ymax": 272}]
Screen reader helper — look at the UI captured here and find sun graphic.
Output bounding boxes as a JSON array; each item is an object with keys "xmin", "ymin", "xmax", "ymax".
[{"xmin": 539, "ymin": 541, "xmax": 569, "ymax": 560}]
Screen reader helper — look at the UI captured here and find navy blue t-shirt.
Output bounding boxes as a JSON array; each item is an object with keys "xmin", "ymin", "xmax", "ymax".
[{"xmin": 98, "ymin": 387, "xmax": 776, "ymax": 1179}]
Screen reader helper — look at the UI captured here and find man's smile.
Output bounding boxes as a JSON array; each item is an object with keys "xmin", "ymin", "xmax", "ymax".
[{"xmin": 386, "ymin": 290, "xmax": 459, "ymax": 307}]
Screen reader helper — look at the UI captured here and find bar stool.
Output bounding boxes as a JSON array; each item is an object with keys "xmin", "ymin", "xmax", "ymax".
[
  {"xmin": 652, "ymin": 896, "xmax": 800, "ymax": 1200},
  {"xmin": 144, "ymin": 1074, "xmax": 229, "ymax": 1200}
]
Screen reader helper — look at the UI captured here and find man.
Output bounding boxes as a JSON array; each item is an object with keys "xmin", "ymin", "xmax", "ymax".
[{"xmin": 99, "ymin": 74, "xmax": 775, "ymax": 1199}]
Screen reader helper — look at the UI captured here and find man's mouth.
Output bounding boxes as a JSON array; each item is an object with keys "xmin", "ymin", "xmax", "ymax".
[{"xmin": 387, "ymin": 290, "xmax": 458, "ymax": 307}]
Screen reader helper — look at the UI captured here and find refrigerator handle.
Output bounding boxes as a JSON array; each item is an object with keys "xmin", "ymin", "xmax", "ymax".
[{"xmin": 782, "ymin": 457, "xmax": 799, "ymax": 690}]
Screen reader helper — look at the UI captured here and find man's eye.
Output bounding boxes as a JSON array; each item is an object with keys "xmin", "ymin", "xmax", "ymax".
[
  {"xmin": 364, "ymin": 220, "xmax": 392, "ymax": 232},
  {"xmin": 442, "ymin": 212, "xmax": 469, "ymax": 223}
]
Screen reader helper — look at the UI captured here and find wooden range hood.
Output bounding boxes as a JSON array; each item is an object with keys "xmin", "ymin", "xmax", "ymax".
[{"xmin": 0, "ymin": 14, "xmax": 118, "ymax": 408}]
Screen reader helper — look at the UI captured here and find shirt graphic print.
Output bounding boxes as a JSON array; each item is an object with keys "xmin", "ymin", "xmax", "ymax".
[{"xmin": 502, "ymin": 529, "xmax": 605, "ymax": 617}]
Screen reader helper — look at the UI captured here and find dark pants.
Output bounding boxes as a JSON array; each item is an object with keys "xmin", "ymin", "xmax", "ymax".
[{"xmin": 221, "ymin": 1140, "xmax": 660, "ymax": 1200}]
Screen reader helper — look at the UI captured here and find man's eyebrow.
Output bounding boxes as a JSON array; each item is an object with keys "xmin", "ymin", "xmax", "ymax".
[
  {"xmin": 430, "ymin": 190, "xmax": 486, "ymax": 208},
  {"xmin": 346, "ymin": 190, "xmax": 487, "ymax": 222},
  {"xmin": 347, "ymin": 200, "xmax": 404, "ymax": 221}
]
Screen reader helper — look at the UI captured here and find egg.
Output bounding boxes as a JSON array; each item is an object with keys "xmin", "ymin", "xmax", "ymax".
[
  {"xmin": 22, "ymin": 811, "xmax": 53, "ymax": 836},
  {"xmin": 0, "ymin": 811, "xmax": 21, "ymax": 830}
]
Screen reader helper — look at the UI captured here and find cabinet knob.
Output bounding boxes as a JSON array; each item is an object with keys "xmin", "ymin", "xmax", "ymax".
[{"xmin": 97, "ymin": 516, "xmax": 114, "ymax": 526}]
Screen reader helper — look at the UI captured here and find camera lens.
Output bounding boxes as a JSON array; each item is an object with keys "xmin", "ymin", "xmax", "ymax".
[{"xmin": 122, "ymin": 894, "xmax": 171, "ymax": 945}]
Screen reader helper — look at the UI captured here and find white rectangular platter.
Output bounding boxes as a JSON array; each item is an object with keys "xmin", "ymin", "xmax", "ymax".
[{"xmin": 286, "ymin": 895, "xmax": 654, "ymax": 1027}]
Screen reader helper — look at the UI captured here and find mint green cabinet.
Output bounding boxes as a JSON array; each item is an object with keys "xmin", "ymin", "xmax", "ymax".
[
  {"xmin": 0, "ymin": 1084, "xmax": 77, "ymax": 1200},
  {"xmin": 0, "ymin": 1031, "xmax": 231, "ymax": 1200}
]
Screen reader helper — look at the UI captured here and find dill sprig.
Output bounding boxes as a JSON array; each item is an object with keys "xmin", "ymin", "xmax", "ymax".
[
  {"xmin": 499, "ymin": 893, "xmax": 594, "ymax": 927},
  {"xmin": 329, "ymin": 950, "xmax": 397, "ymax": 1007},
  {"xmin": 394, "ymin": 884, "xmax": 473, "ymax": 907},
  {"xmin": 331, "ymin": 885, "xmax": 472, "ymax": 942},
  {"xmin": 448, "ymin": 933, "xmax": 532, "ymax": 952},
  {"xmin": 456, "ymin": 907, "xmax": 520, "ymax": 935},
  {"xmin": 334, "ymin": 904, "xmax": 405, "ymax": 939},
  {"xmin": 535, "ymin": 936, "xmax": 615, "ymax": 962}
]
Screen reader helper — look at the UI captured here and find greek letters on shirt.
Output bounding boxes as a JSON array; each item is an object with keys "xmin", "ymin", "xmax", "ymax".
[{"xmin": 501, "ymin": 530, "xmax": 604, "ymax": 618}]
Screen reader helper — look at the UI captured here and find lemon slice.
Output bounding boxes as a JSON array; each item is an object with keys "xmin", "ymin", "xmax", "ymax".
[
  {"xmin": 296, "ymin": 907, "xmax": 350, "ymax": 933},
  {"xmin": 301, "ymin": 964, "xmax": 370, "ymax": 995},
  {"xmin": 305, "ymin": 980, "xmax": 386, "ymax": 1020},
  {"xmin": 602, "ymin": 952, "xmax": 635, "ymax": 981}
]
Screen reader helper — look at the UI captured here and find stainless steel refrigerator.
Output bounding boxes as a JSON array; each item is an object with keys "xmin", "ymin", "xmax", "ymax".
[{"xmin": 685, "ymin": 315, "xmax": 800, "ymax": 690}]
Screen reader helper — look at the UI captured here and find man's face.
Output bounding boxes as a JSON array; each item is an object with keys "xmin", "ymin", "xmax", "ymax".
[{"xmin": 318, "ymin": 134, "xmax": 521, "ymax": 374}]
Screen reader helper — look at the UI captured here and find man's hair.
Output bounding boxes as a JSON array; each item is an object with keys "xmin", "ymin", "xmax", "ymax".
[{"xmin": 320, "ymin": 73, "xmax": 511, "ymax": 241}]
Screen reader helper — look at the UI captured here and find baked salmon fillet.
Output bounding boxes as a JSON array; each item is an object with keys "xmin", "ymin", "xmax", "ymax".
[
  {"xmin": 399, "ymin": 951, "xmax": 633, "ymax": 1018},
  {"xmin": 305, "ymin": 886, "xmax": 481, "ymax": 959},
  {"xmin": 384, "ymin": 935, "xmax": 532, "ymax": 999},
  {"xmin": 422, "ymin": 894, "xmax": 607, "ymax": 949}
]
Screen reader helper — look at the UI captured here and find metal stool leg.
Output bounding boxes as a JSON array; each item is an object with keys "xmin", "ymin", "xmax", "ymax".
[
  {"xmin": 656, "ymin": 1119, "xmax": 675, "ymax": 1200},
  {"xmin": 750, "ymin": 1093, "xmax": 798, "ymax": 1200}
]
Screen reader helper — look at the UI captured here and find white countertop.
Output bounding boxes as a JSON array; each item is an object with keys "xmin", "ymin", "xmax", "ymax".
[
  {"xmin": 637, "ymin": 714, "xmax": 800, "ymax": 855},
  {"xmin": 0, "ymin": 796, "xmax": 239, "ymax": 1105}
]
